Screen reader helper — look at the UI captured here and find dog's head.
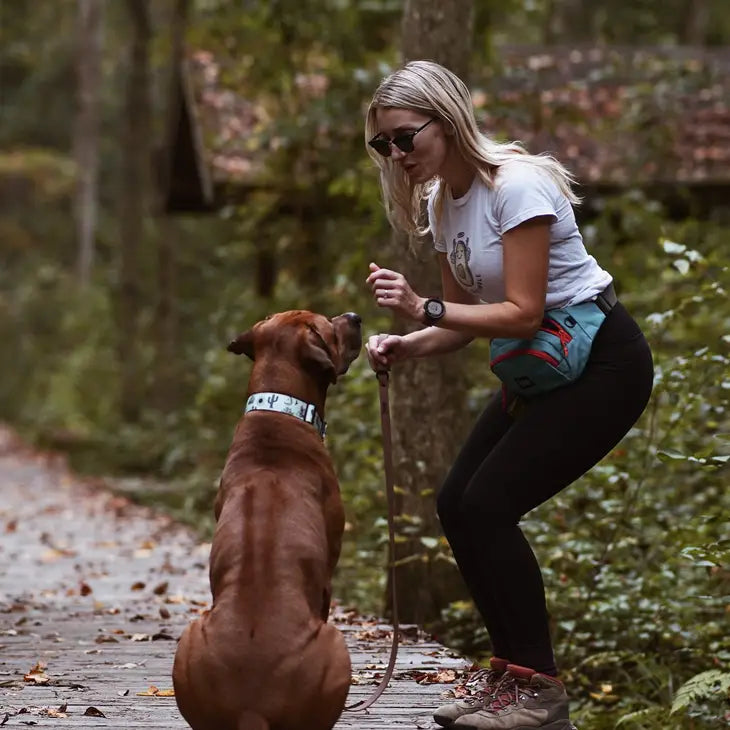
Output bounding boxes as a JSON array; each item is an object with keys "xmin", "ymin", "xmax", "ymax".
[{"xmin": 227, "ymin": 310, "xmax": 362, "ymax": 384}]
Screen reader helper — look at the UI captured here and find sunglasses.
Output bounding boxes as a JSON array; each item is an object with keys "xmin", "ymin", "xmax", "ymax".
[{"xmin": 368, "ymin": 118, "xmax": 435, "ymax": 158}]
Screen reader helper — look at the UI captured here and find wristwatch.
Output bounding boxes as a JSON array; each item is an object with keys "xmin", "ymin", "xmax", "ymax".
[{"xmin": 423, "ymin": 297, "xmax": 446, "ymax": 325}]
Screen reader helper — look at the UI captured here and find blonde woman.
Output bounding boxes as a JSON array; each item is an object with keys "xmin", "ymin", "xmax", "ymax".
[{"xmin": 363, "ymin": 60, "xmax": 653, "ymax": 730}]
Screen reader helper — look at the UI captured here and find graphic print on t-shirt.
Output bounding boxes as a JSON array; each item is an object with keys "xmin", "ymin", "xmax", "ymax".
[{"xmin": 449, "ymin": 232, "xmax": 475, "ymax": 289}]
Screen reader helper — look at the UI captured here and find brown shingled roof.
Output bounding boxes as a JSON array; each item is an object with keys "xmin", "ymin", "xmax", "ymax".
[
  {"xmin": 478, "ymin": 45, "xmax": 730, "ymax": 186},
  {"xmin": 168, "ymin": 45, "xmax": 730, "ymax": 212},
  {"xmin": 186, "ymin": 49, "xmax": 267, "ymax": 188}
]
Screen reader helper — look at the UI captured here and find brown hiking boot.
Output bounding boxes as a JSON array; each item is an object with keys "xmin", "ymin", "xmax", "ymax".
[
  {"xmin": 452, "ymin": 663, "xmax": 575, "ymax": 729},
  {"xmin": 433, "ymin": 657, "xmax": 509, "ymax": 727}
]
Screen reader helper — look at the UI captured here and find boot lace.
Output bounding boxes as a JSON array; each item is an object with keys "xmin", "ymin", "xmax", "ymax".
[
  {"xmin": 461, "ymin": 668, "xmax": 503, "ymax": 705},
  {"xmin": 483, "ymin": 673, "xmax": 538, "ymax": 713}
]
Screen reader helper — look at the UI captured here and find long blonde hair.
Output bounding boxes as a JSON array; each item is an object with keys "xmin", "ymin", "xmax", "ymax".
[{"xmin": 365, "ymin": 60, "xmax": 580, "ymax": 241}]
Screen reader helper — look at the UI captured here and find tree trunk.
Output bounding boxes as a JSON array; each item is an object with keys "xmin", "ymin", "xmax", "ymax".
[
  {"xmin": 681, "ymin": 0, "xmax": 709, "ymax": 44},
  {"xmin": 151, "ymin": 0, "xmax": 189, "ymax": 413},
  {"xmin": 118, "ymin": 0, "xmax": 152, "ymax": 422},
  {"xmin": 401, "ymin": 0, "xmax": 474, "ymax": 78},
  {"xmin": 74, "ymin": 0, "xmax": 104, "ymax": 286},
  {"xmin": 546, "ymin": 0, "xmax": 593, "ymax": 43},
  {"xmin": 383, "ymin": 0, "xmax": 476, "ymax": 627}
]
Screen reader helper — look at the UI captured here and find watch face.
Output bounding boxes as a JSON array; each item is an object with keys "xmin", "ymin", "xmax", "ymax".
[{"xmin": 425, "ymin": 299, "xmax": 444, "ymax": 318}]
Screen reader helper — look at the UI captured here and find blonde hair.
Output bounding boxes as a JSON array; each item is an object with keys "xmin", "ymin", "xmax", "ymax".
[{"xmin": 365, "ymin": 60, "xmax": 580, "ymax": 241}]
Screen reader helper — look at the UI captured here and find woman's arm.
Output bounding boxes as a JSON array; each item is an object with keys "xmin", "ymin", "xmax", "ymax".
[
  {"xmin": 368, "ymin": 216, "xmax": 550, "ymax": 340},
  {"xmin": 365, "ymin": 255, "xmax": 476, "ymax": 370},
  {"xmin": 433, "ymin": 216, "xmax": 550, "ymax": 338},
  {"xmin": 399, "ymin": 253, "xmax": 477, "ymax": 357}
]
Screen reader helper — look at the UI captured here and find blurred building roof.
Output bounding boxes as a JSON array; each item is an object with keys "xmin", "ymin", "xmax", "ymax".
[
  {"xmin": 480, "ymin": 45, "xmax": 730, "ymax": 188},
  {"xmin": 164, "ymin": 44, "xmax": 730, "ymax": 213}
]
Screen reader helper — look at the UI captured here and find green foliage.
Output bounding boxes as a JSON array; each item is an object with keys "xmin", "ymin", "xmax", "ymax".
[{"xmin": 671, "ymin": 670, "xmax": 730, "ymax": 716}]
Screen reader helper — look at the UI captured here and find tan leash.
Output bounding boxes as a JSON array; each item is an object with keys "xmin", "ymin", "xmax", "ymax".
[{"xmin": 345, "ymin": 369, "xmax": 400, "ymax": 711}]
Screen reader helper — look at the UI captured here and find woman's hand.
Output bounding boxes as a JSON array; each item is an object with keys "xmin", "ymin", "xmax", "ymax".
[
  {"xmin": 365, "ymin": 332, "xmax": 412, "ymax": 372},
  {"xmin": 366, "ymin": 262, "xmax": 424, "ymax": 322}
]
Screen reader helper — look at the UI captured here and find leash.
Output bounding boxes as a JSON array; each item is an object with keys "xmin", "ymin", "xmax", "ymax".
[{"xmin": 345, "ymin": 369, "xmax": 400, "ymax": 711}]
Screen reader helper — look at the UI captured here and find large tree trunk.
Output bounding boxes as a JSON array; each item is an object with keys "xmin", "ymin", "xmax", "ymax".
[
  {"xmin": 152, "ymin": 0, "xmax": 189, "ymax": 413},
  {"xmin": 117, "ymin": 0, "xmax": 152, "ymax": 422},
  {"xmin": 74, "ymin": 0, "xmax": 104, "ymax": 286},
  {"xmin": 383, "ymin": 0, "xmax": 476, "ymax": 627},
  {"xmin": 681, "ymin": 0, "xmax": 709, "ymax": 44}
]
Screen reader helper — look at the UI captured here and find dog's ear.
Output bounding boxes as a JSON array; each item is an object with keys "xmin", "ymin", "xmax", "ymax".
[
  {"xmin": 227, "ymin": 330, "xmax": 255, "ymax": 360},
  {"xmin": 304, "ymin": 329, "xmax": 338, "ymax": 384}
]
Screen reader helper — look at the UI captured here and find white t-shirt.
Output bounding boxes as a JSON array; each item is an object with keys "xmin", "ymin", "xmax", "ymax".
[{"xmin": 428, "ymin": 160, "xmax": 612, "ymax": 309}]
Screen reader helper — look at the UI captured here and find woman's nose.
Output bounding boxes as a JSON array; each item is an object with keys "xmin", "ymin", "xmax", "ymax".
[{"xmin": 389, "ymin": 143, "xmax": 407, "ymax": 160}]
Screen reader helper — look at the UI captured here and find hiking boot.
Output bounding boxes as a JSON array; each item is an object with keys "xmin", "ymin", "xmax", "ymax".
[
  {"xmin": 433, "ymin": 657, "xmax": 509, "ymax": 727},
  {"xmin": 452, "ymin": 663, "xmax": 574, "ymax": 729}
]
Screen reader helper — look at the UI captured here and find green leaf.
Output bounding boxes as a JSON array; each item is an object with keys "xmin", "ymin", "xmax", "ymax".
[
  {"xmin": 661, "ymin": 239, "xmax": 686, "ymax": 255},
  {"xmin": 671, "ymin": 669, "xmax": 730, "ymax": 714},
  {"xmin": 673, "ymin": 258, "xmax": 690, "ymax": 275},
  {"xmin": 616, "ymin": 706, "xmax": 666, "ymax": 727}
]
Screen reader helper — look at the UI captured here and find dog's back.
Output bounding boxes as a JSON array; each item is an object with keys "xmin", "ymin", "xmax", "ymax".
[{"xmin": 172, "ymin": 311, "xmax": 360, "ymax": 730}]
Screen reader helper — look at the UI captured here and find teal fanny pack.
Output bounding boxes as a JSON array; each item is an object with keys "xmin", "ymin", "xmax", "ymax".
[{"xmin": 489, "ymin": 285, "xmax": 616, "ymax": 399}]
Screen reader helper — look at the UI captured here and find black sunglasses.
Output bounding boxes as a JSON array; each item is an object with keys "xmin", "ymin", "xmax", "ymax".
[{"xmin": 368, "ymin": 118, "xmax": 435, "ymax": 158}]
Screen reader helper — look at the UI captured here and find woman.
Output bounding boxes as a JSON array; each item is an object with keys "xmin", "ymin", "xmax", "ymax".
[{"xmin": 363, "ymin": 60, "xmax": 654, "ymax": 730}]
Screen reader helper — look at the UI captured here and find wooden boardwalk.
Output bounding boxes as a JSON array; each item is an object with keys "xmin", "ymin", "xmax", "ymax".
[{"xmin": 0, "ymin": 428, "xmax": 471, "ymax": 728}]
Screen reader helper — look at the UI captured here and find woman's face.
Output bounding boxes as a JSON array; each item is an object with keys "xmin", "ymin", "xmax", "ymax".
[{"xmin": 373, "ymin": 107, "xmax": 450, "ymax": 184}]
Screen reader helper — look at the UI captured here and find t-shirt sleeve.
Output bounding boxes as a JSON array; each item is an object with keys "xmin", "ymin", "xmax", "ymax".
[
  {"xmin": 427, "ymin": 187, "xmax": 447, "ymax": 252},
  {"xmin": 494, "ymin": 163, "xmax": 560, "ymax": 235}
]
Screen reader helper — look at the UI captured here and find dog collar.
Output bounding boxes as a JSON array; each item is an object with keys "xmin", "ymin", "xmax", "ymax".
[{"xmin": 244, "ymin": 392, "xmax": 327, "ymax": 439}]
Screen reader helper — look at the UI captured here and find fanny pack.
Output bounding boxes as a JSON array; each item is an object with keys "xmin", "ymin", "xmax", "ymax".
[{"xmin": 489, "ymin": 283, "xmax": 617, "ymax": 399}]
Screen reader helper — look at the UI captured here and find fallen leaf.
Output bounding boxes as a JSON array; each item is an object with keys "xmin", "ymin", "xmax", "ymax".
[
  {"xmin": 83, "ymin": 707, "xmax": 106, "ymax": 717},
  {"xmin": 136, "ymin": 685, "xmax": 175, "ymax": 697},
  {"xmin": 130, "ymin": 582, "xmax": 146, "ymax": 591},
  {"xmin": 24, "ymin": 662, "xmax": 49, "ymax": 685},
  {"xmin": 95, "ymin": 635, "xmax": 119, "ymax": 644}
]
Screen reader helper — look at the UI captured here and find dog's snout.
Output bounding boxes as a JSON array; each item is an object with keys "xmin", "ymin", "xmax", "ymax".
[{"xmin": 343, "ymin": 312, "xmax": 361, "ymax": 327}]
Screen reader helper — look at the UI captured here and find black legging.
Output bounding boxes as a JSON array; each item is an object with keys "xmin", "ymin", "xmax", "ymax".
[{"xmin": 436, "ymin": 302, "xmax": 654, "ymax": 676}]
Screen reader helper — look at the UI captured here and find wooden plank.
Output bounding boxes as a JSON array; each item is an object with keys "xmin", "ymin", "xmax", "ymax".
[{"xmin": 0, "ymin": 429, "xmax": 468, "ymax": 728}]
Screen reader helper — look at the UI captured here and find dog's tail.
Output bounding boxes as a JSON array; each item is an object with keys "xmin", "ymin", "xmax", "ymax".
[{"xmin": 237, "ymin": 710, "xmax": 270, "ymax": 730}]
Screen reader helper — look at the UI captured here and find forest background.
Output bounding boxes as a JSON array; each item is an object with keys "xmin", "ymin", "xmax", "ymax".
[{"xmin": 1, "ymin": 0, "xmax": 729, "ymax": 727}]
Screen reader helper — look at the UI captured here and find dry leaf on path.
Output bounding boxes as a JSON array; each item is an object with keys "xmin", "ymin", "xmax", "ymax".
[
  {"xmin": 24, "ymin": 662, "xmax": 50, "ymax": 685},
  {"xmin": 136, "ymin": 685, "xmax": 175, "ymax": 697}
]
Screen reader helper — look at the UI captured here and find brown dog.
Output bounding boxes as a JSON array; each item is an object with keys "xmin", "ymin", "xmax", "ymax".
[{"xmin": 172, "ymin": 310, "xmax": 362, "ymax": 730}]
